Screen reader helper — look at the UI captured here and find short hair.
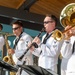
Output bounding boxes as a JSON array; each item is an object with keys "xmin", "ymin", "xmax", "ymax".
[
  {"xmin": 12, "ymin": 20, "xmax": 23, "ymax": 27},
  {"xmin": 46, "ymin": 14, "xmax": 58, "ymax": 26},
  {"xmin": 0, "ymin": 24, "xmax": 3, "ymax": 30}
]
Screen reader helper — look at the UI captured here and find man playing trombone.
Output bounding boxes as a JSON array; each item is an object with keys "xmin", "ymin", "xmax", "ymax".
[
  {"xmin": 60, "ymin": 25, "xmax": 75, "ymax": 75},
  {"xmin": 64, "ymin": 26, "xmax": 75, "ymax": 75},
  {"xmin": 60, "ymin": 3, "xmax": 75, "ymax": 75}
]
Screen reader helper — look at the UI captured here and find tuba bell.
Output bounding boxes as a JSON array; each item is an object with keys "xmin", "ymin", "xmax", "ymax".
[
  {"xmin": 60, "ymin": 3, "xmax": 75, "ymax": 27},
  {"xmin": 53, "ymin": 3, "xmax": 75, "ymax": 41}
]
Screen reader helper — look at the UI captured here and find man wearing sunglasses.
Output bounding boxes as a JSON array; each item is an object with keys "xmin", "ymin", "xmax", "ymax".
[
  {"xmin": 8, "ymin": 20, "xmax": 33, "ymax": 75},
  {"xmin": 29, "ymin": 14, "xmax": 64, "ymax": 74}
]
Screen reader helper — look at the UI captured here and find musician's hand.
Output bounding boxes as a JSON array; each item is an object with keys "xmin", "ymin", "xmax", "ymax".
[
  {"xmin": 64, "ymin": 25, "xmax": 72, "ymax": 40},
  {"xmin": 28, "ymin": 42, "xmax": 35, "ymax": 52},
  {"xmin": 8, "ymin": 48, "xmax": 15, "ymax": 54},
  {"xmin": 71, "ymin": 26, "xmax": 75, "ymax": 36},
  {"xmin": 32, "ymin": 36, "xmax": 41, "ymax": 44}
]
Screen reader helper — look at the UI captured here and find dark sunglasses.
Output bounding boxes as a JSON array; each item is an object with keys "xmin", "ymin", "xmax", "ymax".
[
  {"xmin": 12, "ymin": 27, "xmax": 20, "ymax": 30},
  {"xmin": 44, "ymin": 21, "xmax": 54, "ymax": 24}
]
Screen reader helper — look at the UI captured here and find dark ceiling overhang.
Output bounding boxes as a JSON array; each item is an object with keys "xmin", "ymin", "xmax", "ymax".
[
  {"xmin": 22, "ymin": 0, "xmax": 38, "ymax": 11},
  {"xmin": 0, "ymin": 6, "xmax": 45, "ymax": 31}
]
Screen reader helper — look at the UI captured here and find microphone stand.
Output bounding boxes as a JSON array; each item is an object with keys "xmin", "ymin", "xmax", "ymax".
[{"xmin": 18, "ymin": 28, "xmax": 45, "ymax": 61}]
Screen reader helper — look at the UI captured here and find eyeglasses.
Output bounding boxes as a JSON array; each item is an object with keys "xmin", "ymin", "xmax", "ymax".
[
  {"xmin": 12, "ymin": 27, "xmax": 20, "ymax": 30},
  {"xmin": 43, "ymin": 21, "xmax": 54, "ymax": 24}
]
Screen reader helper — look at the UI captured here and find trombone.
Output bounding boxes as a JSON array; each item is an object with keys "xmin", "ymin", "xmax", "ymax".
[{"xmin": 52, "ymin": 26, "xmax": 75, "ymax": 41}]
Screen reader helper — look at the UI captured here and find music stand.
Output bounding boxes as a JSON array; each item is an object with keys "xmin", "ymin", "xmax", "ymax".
[
  {"xmin": 18, "ymin": 65, "xmax": 58, "ymax": 75},
  {"xmin": 0, "ymin": 60, "xmax": 18, "ymax": 72}
]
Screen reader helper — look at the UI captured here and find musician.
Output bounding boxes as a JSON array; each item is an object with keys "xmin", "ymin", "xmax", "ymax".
[
  {"xmin": 8, "ymin": 20, "xmax": 33, "ymax": 75},
  {"xmin": 29, "ymin": 14, "xmax": 63, "ymax": 74},
  {"xmin": 60, "ymin": 25, "xmax": 75, "ymax": 75},
  {"xmin": 0, "ymin": 24, "xmax": 4, "ymax": 59},
  {"xmin": 64, "ymin": 26, "xmax": 75, "ymax": 75}
]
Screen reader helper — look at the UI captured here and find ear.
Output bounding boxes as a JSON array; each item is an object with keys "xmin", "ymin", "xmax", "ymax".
[{"xmin": 20, "ymin": 26, "xmax": 23, "ymax": 30}]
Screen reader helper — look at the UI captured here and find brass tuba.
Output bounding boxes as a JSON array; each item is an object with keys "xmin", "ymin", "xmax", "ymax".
[
  {"xmin": 3, "ymin": 34, "xmax": 16, "ymax": 75},
  {"xmin": 53, "ymin": 3, "xmax": 75, "ymax": 41},
  {"xmin": 60, "ymin": 3, "xmax": 75, "ymax": 27}
]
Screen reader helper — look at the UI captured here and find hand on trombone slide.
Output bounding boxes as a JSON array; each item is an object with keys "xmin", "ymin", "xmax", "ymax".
[{"xmin": 64, "ymin": 25, "xmax": 75, "ymax": 40}]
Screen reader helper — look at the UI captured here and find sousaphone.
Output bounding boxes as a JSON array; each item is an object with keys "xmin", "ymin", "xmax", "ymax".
[{"xmin": 60, "ymin": 3, "xmax": 75, "ymax": 28}]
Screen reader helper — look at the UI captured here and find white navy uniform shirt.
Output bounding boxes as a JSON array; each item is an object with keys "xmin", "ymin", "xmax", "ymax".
[
  {"xmin": 0, "ymin": 35, "xmax": 4, "ymax": 50},
  {"xmin": 13, "ymin": 32, "xmax": 33, "ymax": 65},
  {"xmin": 61, "ymin": 36, "xmax": 75, "ymax": 71},
  {"xmin": 32, "ymin": 31, "xmax": 63, "ymax": 73},
  {"xmin": 65, "ymin": 36, "xmax": 75, "ymax": 75},
  {"xmin": 12, "ymin": 32, "xmax": 33, "ymax": 75}
]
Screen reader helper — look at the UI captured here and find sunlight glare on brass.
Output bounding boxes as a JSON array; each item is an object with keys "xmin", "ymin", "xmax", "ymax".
[{"xmin": 0, "ymin": 31, "xmax": 14, "ymax": 36}]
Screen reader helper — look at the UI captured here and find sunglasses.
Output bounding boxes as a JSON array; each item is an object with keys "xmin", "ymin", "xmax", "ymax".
[
  {"xmin": 12, "ymin": 27, "xmax": 20, "ymax": 30},
  {"xmin": 44, "ymin": 21, "xmax": 54, "ymax": 24}
]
